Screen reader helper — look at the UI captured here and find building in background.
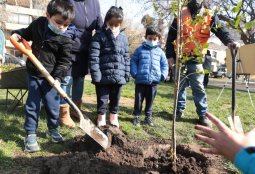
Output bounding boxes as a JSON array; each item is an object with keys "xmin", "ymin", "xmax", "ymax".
[{"xmin": 0, "ymin": 0, "xmax": 47, "ymax": 57}]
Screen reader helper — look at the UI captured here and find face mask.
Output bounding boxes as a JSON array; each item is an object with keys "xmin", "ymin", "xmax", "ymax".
[
  {"xmin": 107, "ymin": 25, "xmax": 120, "ymax": 38},
  {"xmin": 145, "ymin": 40, "xmax": 158, "ymax": 47},
  {"xmin": 48, "ymin": 21, "xmax": 67, "ymax": 35},
  {"xmin": 187, "ymin": 0, "xmax": 203, "ymax": 15}
]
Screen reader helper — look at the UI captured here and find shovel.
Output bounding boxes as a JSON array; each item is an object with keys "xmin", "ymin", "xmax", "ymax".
[
  {"xmin": 227, "ymin": 48, "xmax": 243, "ymax": 133},
  {"xmin": 10, "ymin": 35, "xmax": 108, "ymax": 149}
]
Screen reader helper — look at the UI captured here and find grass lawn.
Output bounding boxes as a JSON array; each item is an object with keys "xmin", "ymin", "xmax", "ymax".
[{"xmin": 0, "ymin": 79, "xmax": 254, "ymax": 172}]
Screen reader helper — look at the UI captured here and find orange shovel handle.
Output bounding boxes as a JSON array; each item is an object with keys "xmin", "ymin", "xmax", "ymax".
[{"xmin": 10, "ymin": 35, "xmax": 32, "ymax": 56}]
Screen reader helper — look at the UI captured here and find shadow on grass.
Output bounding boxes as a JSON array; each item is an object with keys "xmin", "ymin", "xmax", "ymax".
[
  {"xmin": 0, "ymin": 104, "xmax": 25, "ymax": 149},
  {"xmin": 156, "ymin": 92, "xmax": 175, "ymax": 99},
  {"xmin": 0, "ymin": 100, "xmax": 65, "ymax": 151},
  {"xmin": 0, "ymin": 150, "xmax": 15, "ymax": 171},
  {"xmin": 179, "ymin": 117, "xmax": 198, "ymax": 124},
  {"xmin": 168, "ymin": 113, "xmax": 199, "ymax": 125}
]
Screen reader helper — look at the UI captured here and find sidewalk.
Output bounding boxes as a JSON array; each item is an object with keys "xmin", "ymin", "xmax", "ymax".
[{"xmin": 208, "ymin": 78, "xmax": 255, "ymax": 92}]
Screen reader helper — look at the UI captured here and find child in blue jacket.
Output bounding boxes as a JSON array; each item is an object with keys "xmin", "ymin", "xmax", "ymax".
[
  {"xmin": 89, "ymin": 6, "xmax": 130, "ymax": 128},
  {"xmin": 131, "ymin": 27, "xmax": 168, "ymax": 126}
]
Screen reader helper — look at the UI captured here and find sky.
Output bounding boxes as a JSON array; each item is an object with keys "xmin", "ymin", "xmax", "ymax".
[{"xmin": 99, "ymin": 0, "xmax": 154, "ymax": 26}]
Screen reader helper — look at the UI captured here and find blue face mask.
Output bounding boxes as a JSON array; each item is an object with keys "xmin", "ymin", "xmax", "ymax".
[
  {"xmin": 145, "ymin": 40, "xmax": 158, "ymax": 48},
  {"xmin": 48, "ymin": 22, "xmax": 66, "ymax": 35}
]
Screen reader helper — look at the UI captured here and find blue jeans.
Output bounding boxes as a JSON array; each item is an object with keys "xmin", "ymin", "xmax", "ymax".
[
  {"xmin": 60, "ymin": 76, "xmax": 84, "ymax": 104},
  {"xmin": 25, "ymin": 75, "xmax": 60, "ymax": 134},
  {"xmin": 177, "ymin": 64, "xmax": 208, "ymax": 117}
]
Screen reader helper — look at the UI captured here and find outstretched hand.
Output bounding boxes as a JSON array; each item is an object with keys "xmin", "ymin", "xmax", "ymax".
[{"xmin": 195, "ymin": 112, "xmax": 255, "ymax": 162}]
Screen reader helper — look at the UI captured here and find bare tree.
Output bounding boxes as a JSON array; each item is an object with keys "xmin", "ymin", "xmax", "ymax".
[
  {"xmin": 141, "ymin": 14, "xmax": 156, "ymax": 28},
  {"xmin": 122, "ymin": 20, "xmax": 144, "ymax": 55},
  {"xmin": 214, "ymin": 0, "xmax": 255, "ymax": 44}
]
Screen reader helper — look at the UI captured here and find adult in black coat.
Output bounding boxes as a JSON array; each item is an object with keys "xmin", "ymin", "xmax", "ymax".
[{"xmin": 60, "ymin": 0, "xmax": 103, "ymax": 128}]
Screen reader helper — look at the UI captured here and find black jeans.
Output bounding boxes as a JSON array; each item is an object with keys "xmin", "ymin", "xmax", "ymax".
[
  {"xmin": 95, "ymin": 84, "xmax": 122, "ymax": 115},
  {"xmin": 133, "ymin": 84, "xmax": 157, "ymax": 117},
  {"xmin": 203, "ymin": 74, "xmax": 209, "ymax": 88}
]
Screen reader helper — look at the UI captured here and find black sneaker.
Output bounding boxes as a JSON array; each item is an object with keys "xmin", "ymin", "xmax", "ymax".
[
  {"xmin": 145, "ymin": 116, "xmax": 154, "ymax": 126},
  {"xmin": 47, "ymin": 129, "xmax": 64, "ymax": 143},
  {"xmin": 133, "ymin": 116, "xmax": 140, "ymax": 126},
  {"xmin": 199, "ymin": 116, "xmax": 212, "ymax": 127},
  {"xmin": 176, "ymin": 111, "xmax": 184, "ymax": 121}
]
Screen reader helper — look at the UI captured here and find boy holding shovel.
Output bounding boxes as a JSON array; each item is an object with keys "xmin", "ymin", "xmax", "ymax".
[{"xmin": 11, "ymin": 0, "xmax": 75, "ymax": 152}]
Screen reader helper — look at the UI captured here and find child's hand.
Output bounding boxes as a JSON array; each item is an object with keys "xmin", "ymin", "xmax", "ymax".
[
  {"xmin": 12, "ymin": 33, "xmax": 22, "ymax": 41},
  {"xmin": 55, "ymin": 79, "xmax": 61, "ymax": 87},
  {"xmin": 52, "ymin": 79, "xmax": 61, "ymax": 87}
]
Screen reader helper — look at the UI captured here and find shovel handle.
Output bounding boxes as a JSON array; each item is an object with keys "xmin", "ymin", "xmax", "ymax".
[{"xmin": 10, "ymin": 35, "xmax": 32, "ymax": 56}]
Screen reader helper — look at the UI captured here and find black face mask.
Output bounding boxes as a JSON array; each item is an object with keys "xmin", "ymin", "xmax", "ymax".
[{"xmin": 187, "ymin": 0, "xmax": 203, "ymax": 15}]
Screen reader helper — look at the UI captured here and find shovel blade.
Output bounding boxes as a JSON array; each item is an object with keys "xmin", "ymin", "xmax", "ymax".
[
  {"xmin": 228, "ymin": 116, "xmax": 243, "ymax": 133},
  {"xmin": 79, "ymin": 116, "xmax": 109, "ymax": 149}
]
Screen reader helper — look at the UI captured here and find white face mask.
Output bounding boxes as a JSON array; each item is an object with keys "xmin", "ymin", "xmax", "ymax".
[
  {"xmin": 48, "ymin": 21, "xmax": 67, "ymax": 35},
  {"xmin": 145, "ymin": 40, "xmax": 158, "ymax": 47},
  {"xmin": 107, "ymin": 26, "xmax": 120, "ymax": 38}
]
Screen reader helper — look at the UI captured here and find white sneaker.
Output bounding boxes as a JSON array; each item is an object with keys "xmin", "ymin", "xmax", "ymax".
[
  {"xmin": 110, "ymin": 113, "xmax": 119, "ymax": 128},
  {"xmin": 97, "ymin": 114, "xmax": 106, "ymax": 127}
]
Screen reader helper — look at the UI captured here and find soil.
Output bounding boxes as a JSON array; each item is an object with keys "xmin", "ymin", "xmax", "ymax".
[{"xmin": 9, "ymin": 127, "xmax": 229, "ymax": 174}]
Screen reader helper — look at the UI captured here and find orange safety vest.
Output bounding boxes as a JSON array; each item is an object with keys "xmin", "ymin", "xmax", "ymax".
[{"xmin": 181, "ymin": 7, "xmax": 212, "ymax": 56}]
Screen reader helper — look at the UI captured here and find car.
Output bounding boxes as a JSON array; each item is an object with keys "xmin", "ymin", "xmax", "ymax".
[{"xmin": 212, "ymin": 68, "xmax": 227, "ymax": 78}]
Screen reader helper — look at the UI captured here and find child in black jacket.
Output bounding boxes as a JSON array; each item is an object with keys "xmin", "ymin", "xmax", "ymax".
[
  {"xmin": 89, "ymin": 6, "xmax": 130, "ymax": 128},
  {"xmin": 11, "ymin": 0, "xmax": 75, "ymax": 152}
]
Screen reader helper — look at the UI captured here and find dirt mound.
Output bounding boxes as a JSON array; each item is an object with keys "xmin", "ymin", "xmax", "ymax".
[{"xmin": 11, "ymin": 127, "xmax": 226, "ymax": 174}]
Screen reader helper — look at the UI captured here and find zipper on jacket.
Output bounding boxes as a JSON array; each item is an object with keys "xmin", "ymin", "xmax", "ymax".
[
  {"xmin": 149, "ymin": 49, "xmax": 152, "ymax": 83},
  {"xmin": 83, "ymin": 1, "xmax": 88, "ymax": 28}
]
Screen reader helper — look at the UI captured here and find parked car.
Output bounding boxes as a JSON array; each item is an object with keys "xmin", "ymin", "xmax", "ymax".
[{"xmin": 212, "ymin": 67, "xmax": 226, "ymax": 78}]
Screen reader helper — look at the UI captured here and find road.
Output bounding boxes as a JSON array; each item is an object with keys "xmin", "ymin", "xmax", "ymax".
[{"xmin": 208, "ymin": 78, "xmax": 255, "ymax": 92}]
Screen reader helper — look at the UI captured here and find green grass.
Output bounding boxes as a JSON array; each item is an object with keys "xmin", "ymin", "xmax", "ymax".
[{"xmin": 0, "ymin": 79, "xmax": 255, "ymax": 172}]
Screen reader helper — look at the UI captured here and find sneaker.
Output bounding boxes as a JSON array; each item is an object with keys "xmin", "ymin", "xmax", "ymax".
[
  {"xmin": 47, "ymin": 129, "xmax": 64, "ymax": 143},
  {"xmin": 176, "ymin": 111, "xmax": 184, "ymax": 121},
  {"xmin": 97, "ymin": 114, "xmax": 106, "ymax": 127},
  {"xmin": 145, "ymin": 116, "xmax": 154, "ymax": 126},
  {"xmin": 109, "ymin": 113, "xmax": 119, "ymax": 128},
  {"xmin": 198, "ymin": 116, "xmax": 212, "ymax": 127},
  {"xmin": 24, "ymin": 134, "xmax": 40, "ymax": 153},
  {"xmin": 133, "ymin": 116, "xmax": 140, "ymax": 126}
]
